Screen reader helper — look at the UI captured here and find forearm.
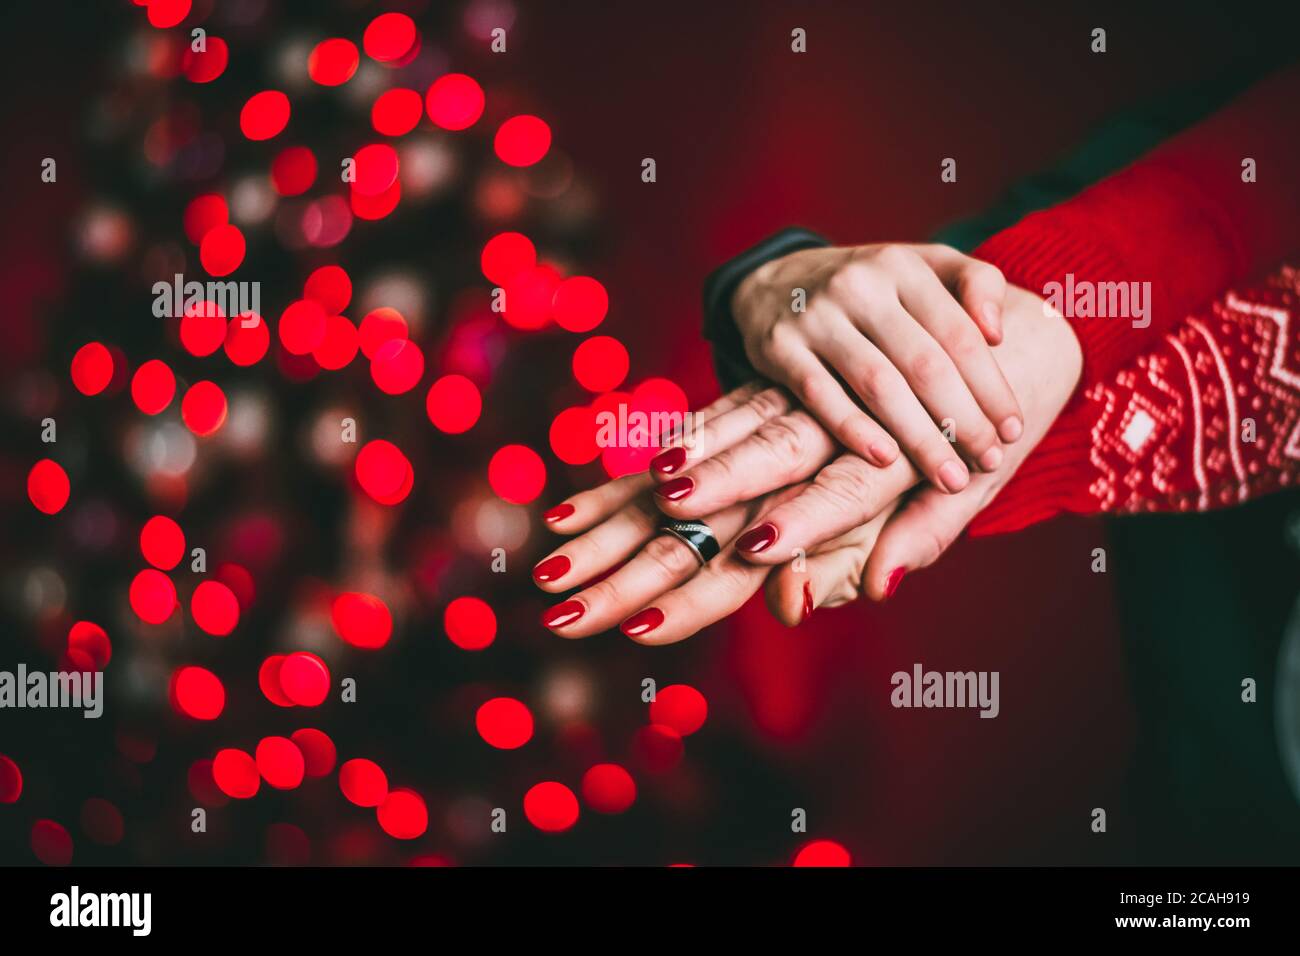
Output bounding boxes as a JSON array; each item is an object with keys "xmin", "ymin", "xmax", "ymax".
[{"xmin": 972, "ymin": 263, "xmax": 1300, "ymax": 534}]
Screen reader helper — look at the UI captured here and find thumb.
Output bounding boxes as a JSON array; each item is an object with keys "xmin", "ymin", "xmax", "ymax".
[
  {"xmin": 862, "ymin": 481, "xmax": 989, "ymax": 600},
  {"xmin": 763, "ymin": 507, "xmax": 895, "ymax": 625}
]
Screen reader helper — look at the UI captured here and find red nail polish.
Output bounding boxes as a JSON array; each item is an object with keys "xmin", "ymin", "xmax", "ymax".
[
  {"xmin": 653, "ymin": 477, "xmax": 694, "ymax": 501},
  {"xmin": 532, "ymin": 555, "xmax": 571, "ymax": 583},
  {"xmin": 542, "ymin": 600, "xmax": 585, "ymax": 629},
  {"xmin": 736, "ymin": 522, "xmax": 778, "ymax": 554},
  {"xmin": 621, "ymin": 607, "xmax": 664, "ymax": 637},
  {"xmin": 884, "ymin": 567, "xmax": 906, "ymax": 598},
  {"xmin": 651, "ymin": 446, "xmax": 687, "ymax": 475},
  {"xmin": 543, "ymin": 503, "xmax": 575, "ymax": 523},
  {"xmin": 802, "ymin": 582, "xmax": 814, "ymax": 623}
]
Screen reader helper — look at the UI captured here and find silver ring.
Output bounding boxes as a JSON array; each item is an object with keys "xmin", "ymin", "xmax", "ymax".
[{"xmin": 660, "ymin": 519, "xmax": 721, "ymax": 567}]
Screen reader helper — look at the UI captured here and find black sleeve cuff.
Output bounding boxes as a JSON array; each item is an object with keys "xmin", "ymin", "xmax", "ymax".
[{"xmin": 700, "ymin": 226, "xmax": 829, "ymax": 390}]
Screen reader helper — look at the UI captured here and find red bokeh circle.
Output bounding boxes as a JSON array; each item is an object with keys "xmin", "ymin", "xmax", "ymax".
[
  {"xmin": 523, "ymin": 782, "xmax": 580, "ymax": 832},
  {"xmin": 444, "ymin": 596, "xmax": 496, "ymax": 651},
  {"xmin": 475, "ymin": 697, "xmax": 534, "ymax": 750},
  {"xmin": 71, "ymin": 342, "xmax": 114, "ymax": 396}
]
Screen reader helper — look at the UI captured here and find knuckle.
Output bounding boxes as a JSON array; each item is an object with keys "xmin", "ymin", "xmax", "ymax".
[
  {"xmin": 754, "ymin": 415, "xmax": 807, "ymax": 465},
  {"xmin": 760, "ymin": 322, "xmax": 795, "ymax": 359},
  {"xmin": 715, "ymin": 556, "xmax": 757, "ymax": 591},
  {"xmin": 642, "ymin": 534, "xmax": 700, "ymax": 580},
  {"xmin": 583, "ymin": 576, "xmax": 623, "ymax": 609},
  {"xmin": 941, "ymin": 324, "xmax": 985, "ymax": 365},
  {"xmin": 851, "ymin": 361, "xmax": 893, "ymax": 408},
  {"xmin": 830, "ymin": 261, "xmax": 886, "ymax": 304},
  {"xmin": 908, "ymin": 348, "xmax": 948, "ymax": 390},
  {"xmin": 966, "ymin": 260, "xmax": 1005, "ymax": 290},
  {"xmin": 818, "ymin": 461, "xmax": 877, "ymax": 513},
  {"xmin": 791, "ymin": 370, "xmax": 827, "ymax": 406},
  {"xmin": 724, "ymin": 380, "xmax": 764, "ymax": 408},
  {"xmin": 693, "ymin": 447, "xmax": 738, "ymax": 492},
  {"xmin": 746, "ymin": 386, "xmax": 789, "ymax": 422},
  {"xmin": 747, "ymin": 330, "xmax": 793, "ymax": 378},
  {"xmin": 874, "ymin": 243, "xmax": 921, "ymax": 273}
]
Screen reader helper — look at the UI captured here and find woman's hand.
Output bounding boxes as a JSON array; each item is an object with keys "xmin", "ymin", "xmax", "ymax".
[
  {"xmin": 536, "ymin": 383, "xmax": 800, "ymax": 645},
  {"xmin": 731, "ymin": 242, "xmax": 1023, "ymax": 491}
]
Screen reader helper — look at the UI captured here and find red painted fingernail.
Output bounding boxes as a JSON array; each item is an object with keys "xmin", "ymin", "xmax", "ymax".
[
  {"xmin": 884, "ymin": 567, "xmax": 906, "ymax": 598},
  {"xmin": 651, "ymin": 446, "xmax": 687, "ymax": 475},
  {"xmin": 532, "ymin": 555, "xmax": 571, "ymax": 583},
  {"xmin": 621, "ymin": 607, "xmax": 664, "ymax": 637},
  {"xmin": 653, "ymin": 476, "xmax": 694, "ymax": 501},
  {"xmin": 736, "ymin": 522, "xmax": 778, "ymax": 554},
  {"xmin": 802, "ymin": 582, "xmax": 814, "ymax": 623},
  {"xmin": 542, "ymin": 600, "xmax": 585, "ymax": 629},
  {"xmin": 543, "ymin": 503, "xmax": 575, "ymax": 523}
]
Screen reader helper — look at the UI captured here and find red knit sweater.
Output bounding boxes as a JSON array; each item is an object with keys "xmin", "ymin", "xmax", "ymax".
[{"xmin": 968, "ymin": 63, "xmax": 1300, "ymax": 534}]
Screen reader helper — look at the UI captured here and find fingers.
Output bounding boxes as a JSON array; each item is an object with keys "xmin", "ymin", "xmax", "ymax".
[
  {"xmin": 620, "ymin": 483, "xmax": 811, "ymax": 644},
  {"xmin": 540, "ymin": 499, "xmax": 759, "ymax": 638},
  {"xmin": 897, "ymin": 266, "xmax": 1023, "ymax": 446},
  {"xmin": 544, "ymin": 380, "xmax": 770, "ymax": 534},
  {"xmin": 652, "ymin": 409, "xmax": 838, "ymax": 520},
  {"xmin": 543, "ymin": 472, "xmax": 653, "ymax": 536},
  {"xmin": 816, "ymin": 313, "xmax": 969, "ymax": 493},
  {"xmin": 840, "ymin": 289, "xmax": 1000, "ymax": 486},
  {"xmin": 776, "ymin": 348, "xmax": 899, "ymax": 468},
  {"xmin": 733, "ymin": 451, "xmax": 916, "ymax": 565},
  {"xmin": 861, "ymin": 480, "xmax": 991, "ymax": 601},
  {"xmin": 914, "ymin": 244, "xmax": 1008, "ymax": 345},
  {"xmin": 649, "ymin": 385, "xmax": 792, "ymax": 479},
  {"xmin": 534, "ymin": 496, "xmax": 660, "ymax": 593},
  {"xmin": 619, "ymin": 550, "xmax": 770, "ymax": 646},
  {"xmin": 762, "ymin": 506, "xmax": 895, "ymax": 626}
]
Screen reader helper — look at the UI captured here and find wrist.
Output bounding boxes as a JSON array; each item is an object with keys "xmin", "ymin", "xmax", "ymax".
[{"xmin": 995, "ymin": 285, "xmax": 1083, "ymax": 444}]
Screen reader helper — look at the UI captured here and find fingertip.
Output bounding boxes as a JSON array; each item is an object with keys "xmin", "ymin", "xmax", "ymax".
[
  {"xmin": 735, "ymin": 522, "xmax": 779, "ymax": 556},
  {"xmin": 652, "ymin": 476, "xmax": 695, "ymax": 503},
  {"xmin": 542, "ymin": 502, "xmax": 576, "ymax": 530},
  {"xmin": 935, "ymin": 459, "xmax": 969, "ymax": 494},
  {"xmin": 884, "ymin": 566, "xmax": 907, "ymax": 599},
  {"xmin": 649, "ymin": 445, "xmax": 688, "ymax": 477},
  {"xmin": 976, "ymin": 444, "xmax": 1003, "ymax": 472},
  {"xmin": 868, "ymin": 440, "xmax": 899, "ymax": 468},
  {"xmin": 862, "ymin": 559, "xmax": 904, "ymax": 602},
  {"xmin": 541, "ymin": 599, "xmax": 587, "ymax": 633}
]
